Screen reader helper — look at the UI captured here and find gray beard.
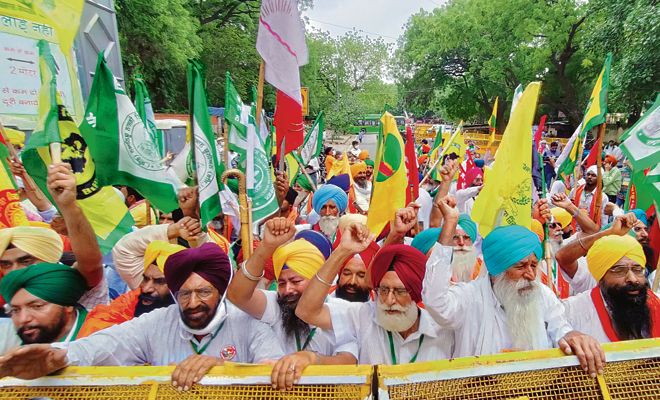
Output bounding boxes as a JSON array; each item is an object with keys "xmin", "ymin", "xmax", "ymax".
[
  {"xmin": 492, "ymin": 275, "xmax": 546, "ymax": 351},
  {"xmin": 375, "ymin": 301, "xmax": 418, "ymax": 332},
  {"xmin": 452, "ymin": 246, "xmax": 478, "ymax": 282},
  {"xmin": 318, "ymin": 216, "xmax": 339, "ymax": 238}
]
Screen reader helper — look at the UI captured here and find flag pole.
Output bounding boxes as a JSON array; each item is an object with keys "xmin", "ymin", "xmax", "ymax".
[
  {"xmin": 223, "ymin": 120, "xmax": 230, "ymax": 167},
  {"xmin": 145, "ymin": 200, "xmax": 152, "ymax": 226},
  {"xmin": 592, "ymin": 123, "xmax": 606, "ymax": 227},
  {"xmin": 652, "ymin": 254, "xmax": 660, "ymax": 293},
  {"xmin": 0, "ymin": 121, "xmax": 44, "ymax": 200},
  {"xmin": 255, "ymin": 61, "xmax": 265, "ymax": 133},
  {"xmin": 295, "ymin": 154, "xmax": 317, "ymax": 191}
]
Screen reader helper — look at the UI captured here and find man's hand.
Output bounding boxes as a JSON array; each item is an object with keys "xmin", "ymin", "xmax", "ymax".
[
  {"xmin": 608, "ymin": 213, "xmax": 637, "ymax": 236},
  {"xmin": 262, "ymin": 217, "xmax": 296, "ymax": 250},
  {"xmin": 270, "ymin": 351, "xmax": 315, "ymax": 391},
  {"xmin": 551, "ymin": 193, "xmax": 573, "ymax": 210},
  {"xmin": 558, "ymin": 331, "xmax": 605, "ymax": 378},
  {"xmin": 0, "ymin": 344, "xmax": 68, "ymax": 379},
  {"xmin": 274, "ymin": 171, "xmax": 289, "ymax": 205},
  {"xmin": 46, "ymin": 162, "xmax": 77, "ymax": 208},
  {"xmin": 178, "ymin": 187, "xmax": 199, "ymax": 218},
  {"xmin": 8, "ymin": 158, "xmax": 27, "ymax": 177},
  {"xmin": 167, "ymin": 216, "xmax": 202, "ymax": 240},
  {"xmin": 338, "ymin": 223, "xmax": 375, "ymax": 254},
  {"xmin": 391, "ymin": 203, "xmax": 420, "ymax": 236},
  {"xmin": 171, "ymin": 354, "xmax": 222, "ymax": 391},
  {"xmin": 439, "ymin": 159, "xmax": 458, "ymax": 183},
  {"xmin": 436, "ymin": 195, "xmax": 459, "ymax": 221},
  {"xmin": 533, "ymin": 198, "xmax": 551, "ymax": 224}
]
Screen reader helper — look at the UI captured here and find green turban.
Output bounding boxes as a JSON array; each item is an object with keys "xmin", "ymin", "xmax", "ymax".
[
  {"xmin": 364, "ymin": 159, "xmax": 374, "ymax": 167},
  {"xmin": 295, "ymin": 174, "xmax": 314, "ymax": 192},
  {"xmin": 0, "ymin": 262, "xmax": 87, "ymax": 306}
]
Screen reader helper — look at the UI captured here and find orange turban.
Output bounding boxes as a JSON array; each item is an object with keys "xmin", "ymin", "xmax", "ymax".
[
  {"xmin": 350, "ymin": 161, "xmax": 367, "ymax": 177},
  {"xmin": 359, "ymin": 150, "xmax": 369, "ymax": 160}
]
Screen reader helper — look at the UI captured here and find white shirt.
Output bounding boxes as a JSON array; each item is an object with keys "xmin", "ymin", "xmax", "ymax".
[
  {"xmin": 454, "ymin": 186, "xmax": 480, "ymax": 215},
  {"xmin": 0, "ymin": 319, "xmax": 20, "ymax": 355},
  {"xmin": 562, "ymin": 289, "xmax": 611, "ymax": 343},
  {"xmin": 353, "ymin": 182, "xmax": 372, "ymax": 212},
  {"xmin": 327, "ymin": 299, "xmax": 453, "ymax": 365},
  {"xmin": 564, "ymin": 257, "xmax": 597, "ymax": 295},
  {"xmin": 259, "ymin": 290, "xmax": 357, "ymax": 357},
  {"xmin": 422, "ymin": 245, "xmax": 573, "ymax": 357},
  {"xmin": 54, "ymin": 303, "xmax": 284, "ymax": 366},
  {"xmin": 79, "ymin": 277, "xmax": 109, "ymax": 310}
]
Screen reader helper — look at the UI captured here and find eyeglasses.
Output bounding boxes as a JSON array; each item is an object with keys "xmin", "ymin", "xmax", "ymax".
[
  {"xmin": 548, "ymin": 222, "xmax": 561, "ymax": 229},
  {"xmin": 607, "ymin": 265, "xmax": 646, "ymax": 278},
  {"xmin": 376, "ymin": 286, "xmax": 410, "ymax": 299},
  {"xmin": 176, "ymin": 288, "xmax": 215, "ymax": 302}
]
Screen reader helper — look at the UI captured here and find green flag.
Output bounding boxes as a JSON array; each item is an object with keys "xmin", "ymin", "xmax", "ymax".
[
  {"xmin": 133, "ymin": 75, "xmax": 164, "ymax": 158},
  {"xmin": 23, "ymin": 42, "xmax": 133, "ymax": 254},
  {"xmin": 24, "ymin": 41, "xmax": 60, "ymax": 152},
  {"xmin": 246, "ymin": 106, "xmax": 279, "ymax": 224},
  {"xmin": 299, "ymin": 111, "xmax": 324, "ymax": 165},
  {"xmin": 188, "ymin": 60, "xmax": 223, "ymax": 228},
  {"xmin": 79, "ymin": 53, "xmax": 179, "ymax": 213},
  {"xmin": 225, "ymin": 72, "xmax": 248, "ymax": 157},
  {"xmin": 620, "ymin": 94, "xmax": 660, "ymax": 170}
]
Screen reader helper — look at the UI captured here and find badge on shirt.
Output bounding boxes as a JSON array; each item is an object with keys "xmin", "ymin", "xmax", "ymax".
[{"xmin": 220, "ymin": 345, "xmax": 237, "ymax": 360}]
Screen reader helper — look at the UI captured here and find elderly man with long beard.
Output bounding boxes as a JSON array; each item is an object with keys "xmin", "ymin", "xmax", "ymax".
[
  {"xmin": 295, "ymin": 218, "xmax": 455, "ymax": 365},
  {"xmin": 227, "ymin": 218, "xmax": 357, "ymax": 375},
  {"xmin": 563, "ymin": 234, "xmax": 660, "ymax": 342},
  {"xmin": 423, "ymin": 197, "xmax": 605, "ymax": 377},
  {"xmin": 0, "ymin": 244, "xmax": 284, "ymax": 391},
  {"xmin": 310, "ymin": 184, "xmax": 349, "ymax": 246}
]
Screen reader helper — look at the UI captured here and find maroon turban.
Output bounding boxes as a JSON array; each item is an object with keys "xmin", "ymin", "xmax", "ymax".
[
  {"xmin": 369, "ymin": 244, "xmax": 427, "ymax": 303},
  {"xmin": 465, "ymin": 167, "xmax": 483, "ymax": 187},
  {"xmin": 164, "ymin": 243, "xmax": 232, "ymax": 295}
]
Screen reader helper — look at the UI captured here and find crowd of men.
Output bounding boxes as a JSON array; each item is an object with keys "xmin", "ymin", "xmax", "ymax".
[{"xmin": 0, "ymin": 131, "xmax": 656, "ymax": 392}]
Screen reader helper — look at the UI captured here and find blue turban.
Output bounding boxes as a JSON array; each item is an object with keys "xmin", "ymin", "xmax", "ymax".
[
  {"xmin": 312, "ymin": 184, "xmax": 348, "ymax": 214},
  {"xmin": 630, "ymin": 209, "xmax": 648, "ymax": 226},
  {"xmin": 474, "ymin": 159, "xmax": 485, "ymax": 168},
  {"xmin": 411, "ymin": 228, "xmax": 442, "ymax": 256},
  {"xmin": 295, "ymin": 229, "xmax": 332, "ymax": 260},
  {"xmin": 457, "ymin": 214, "xmax": 477, "ymax": 243},
  {"xmin": 326, "ymin": 175, "xmax": 350, "ymax": 193},
  {"xmin": 483, "ymin": 225, "xmax": 542, "ymax": 276}
]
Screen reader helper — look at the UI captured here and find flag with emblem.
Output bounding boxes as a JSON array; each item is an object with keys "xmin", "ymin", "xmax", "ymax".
[
  {"xmin": 299, "ymin": 111, "xmax": 324, "ymax": 165},
  {"xmin": 23, "ymin": 41, "xmax": 133, "ymax": 254},
  {"xmin": 472, "ymin": 82, "xmax": 541, "ymax": 237},
  {"xmin": 487, "ymin": 96, "xmax": 498, "ymax": 148},
  {"xmin": 79, "ymin": 52, "xmax": 179, "ymax": 212},
  {"xmin": 187, "ymin": 60, "xmax": 223, "ymax": 228},
  {"xmin": 225, "ymin": 72, "xmax": 249, "ymax": 158},
  {"xmin": 133, "ymin": 75, "xmax": 164, "ymax": 158},
  {"xmin": 620, "ymin": 93, "xmax": 660, "ymax": 170},
  {"xmin": 367, "ymin": 112, "xmax": 407, "ymax": 234},
  {"xmin": 0, "ymin": 136, "xmax": 29, "ymax": 227}
]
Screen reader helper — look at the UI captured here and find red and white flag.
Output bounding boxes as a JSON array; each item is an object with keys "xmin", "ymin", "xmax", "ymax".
[
  {"xmin": 256, "ymin": 0, "xmax": 308, "ymax": 160},
  {"xmin": 457, "ymin": 151, "xmax": 475, "ymax": 189}
]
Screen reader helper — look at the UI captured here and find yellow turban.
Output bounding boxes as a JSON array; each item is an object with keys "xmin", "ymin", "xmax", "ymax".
[
  {"xmin": 272, "ymin": 239, "xmax": 324, "ymax": 280},
  {"xmin": 586, "ymin": 235, "xmax": 646, "ymax": 281},
  {"xmin": 550, "ymin": 207, "xmax": 572, "ymax": 229},
  {"xmin": 530, "ymin": 219, "xmax": 544, "ymax": 242},
  {"xmin": 0, "ymin": 226, "xmax": 63, "ymax": 263},
  {"xmin": 129, "ymin": 202, "xmax": 158, "ymax": 228},
  {"xmin": 143, "ymin": 240, "xmax": 186, "ymax": 273},
  {"xmin": 358, "ymin": 150, "xmax": 369, "ymax": 160},
  {"xmin": 339, "ymin": 213, "xmax": 367, "ymax": 232},
  {"xmin": 350, "ymin": 161, "xmax": 367, "ymax": 177}
]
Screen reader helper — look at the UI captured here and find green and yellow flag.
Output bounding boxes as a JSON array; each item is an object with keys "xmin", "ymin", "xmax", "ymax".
[
  {"xmin": 472, "ymin": 82, "xmax": 541, "ymax": 237},
  {"xmin": 22, "ymin": 41, "xmax": 133, "ymax": 254},
  {"xmin": 367, "ymin": 112, "xmax": 407, "ymax": 235},
  {"xmin": 556, "ymin": 54, "xmax": 612, "ymax": 184},
  {"xmin": 487, "ymin": 96, "xmax": 498, "ymax": 148}
]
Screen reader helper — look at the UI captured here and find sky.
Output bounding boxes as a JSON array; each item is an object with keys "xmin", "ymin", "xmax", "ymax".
[{"xmin": 302, "ymin": 0, "xmax": 444, "ymax": 44}]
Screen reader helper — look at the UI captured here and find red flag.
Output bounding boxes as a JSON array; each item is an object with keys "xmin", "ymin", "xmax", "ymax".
[
  {"xmin": 404, "ymin": 125, "xmax": 419, "ymax": 203},
  {"xmin": 583, "ymin": 136, "xmax": 602, "ymax": 168},
  {"xmin": 256, "ymin": 0, "xmax": 308, "ymax": 163},
  {"xmin": 534, "ymin": 115, "xmax": 547, "ymax": 153},
  {"xmin": 457, "ymin": 151, "xmax": 475, "ymax": 189}
]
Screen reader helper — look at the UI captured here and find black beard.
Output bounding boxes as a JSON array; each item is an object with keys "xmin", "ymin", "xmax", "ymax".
[
  {"xmin": 134, "ymin": 292, "xmax": 175, "ymax": 317},
  {"xmin": 277, "ymin": 293, "xmax": 310, "ymax": 338},
  {"xmin": 335, "ymin": 284, "xmax": 370, "ymax": 302},
  {"xmin": 603, "ymin": 282, "xmax": 651, "ymax": 340},
  {"xmin": 18, "ymin": 309, "xmax": 68, "ymax": 344}
]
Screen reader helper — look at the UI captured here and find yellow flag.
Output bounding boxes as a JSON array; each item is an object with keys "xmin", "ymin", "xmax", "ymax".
[
  {"xmin": 471, "ymin": 82, "xmax": 541, "ymax": 237},
  {"xmin": 367, "ymin": 112, "xmax": 407, "ymax": 235},
  {"xmin": 326, "ymin": 153, "xmax": 351, "ymax": 182},
  {"xmin": 446, "ymin": 121, "xmax": 466, "ymax": 165},
  {"xmin": 487, "ymin": 96, "xmax": 498, "ymax": 148}
]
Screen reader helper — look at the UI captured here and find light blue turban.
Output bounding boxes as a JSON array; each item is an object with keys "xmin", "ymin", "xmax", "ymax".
[
  {"xmin": 483, "ymin": 225, "xmax": 542, "ymax": 276},
  {"xmin": 312, "ymin": 184, "xmax": 348, "ymax": 214},
  {"xmin": 411, "ymin": 228, "xmax": 442, "ymax": 256},
  {"xmin": 457, "ymin": 214, "xmax": 477, "ymax": 243},
  {"xmin": 630, "ymin": 209, "xmax": 648, "ymax": 226}
]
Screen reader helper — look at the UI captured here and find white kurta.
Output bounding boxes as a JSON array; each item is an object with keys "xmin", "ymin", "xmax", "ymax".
[
  {"xmin": 562, "ymin": 290, "xmax": 610, "ymax": 343},
  {"xmin": 327, "ymin": 299, "xmax": 454, "ymax": 365},
  {"xmin": 353, "ymin": 182, "xmax": 372, "ymax": 212},
  {"xmin": 422, "ymin": 245, "xmax": 573, "ymax": 358},
  {"xmin": 259, "ymin": 290, "xmax": 357, "ymax": 357},
  {"xmin": 0, "ymin": 319, "xmax": 20, "ymax": 355},
  {"xmin": 53, "ymin": 303, "xmax": 283, "ymax": 366},
  {"xmin": 564, "ymin": 257, "xmax": 597, "ymax": 295}
]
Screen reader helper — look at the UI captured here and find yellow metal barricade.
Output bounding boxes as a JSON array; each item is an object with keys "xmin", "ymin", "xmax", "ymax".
[
  {"xmin": 0, "ymin": 363, "xmax": 373, "ymax": 400},
  {"xmin": 378, "ymin": 338, "xmax": 660, "ymax": 400}
]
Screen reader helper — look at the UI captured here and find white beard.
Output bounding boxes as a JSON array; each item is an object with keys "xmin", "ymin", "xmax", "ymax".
[
  {"xmin": 452, "ymin": 246, "xmax": 478, "ymax": 282},
  {"xmin": 492, "ymin": 275, "xmax": 546, "ymax": 351},
  {"xmin": 375, "ymin": 301, "xmax": 418, "ymax": 332},
  {"xmin": 318, "ymin": 216, "xmax": 339, "ymax": 238}
]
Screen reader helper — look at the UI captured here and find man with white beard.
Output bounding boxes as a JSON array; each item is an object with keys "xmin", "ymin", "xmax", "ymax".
[
  {"xmin": 350, "ymin": 162, "xmax": 371, "ymax": 213},
  {"xmin": 310, "ymin": 184, "xmax": 349, "ymax": 247},
  {"xmin": 295, "ymin": 217, "xmax": 454, "ymax": 365},
  {"xmin": 422, "ymin": 197, "xmax": 605, "ymax": 377}
]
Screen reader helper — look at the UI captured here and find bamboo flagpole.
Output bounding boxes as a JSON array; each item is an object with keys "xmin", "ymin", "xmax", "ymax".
[{"xmin": 255, "ymin": 61, "xmax": 265, "ymax": 133}]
